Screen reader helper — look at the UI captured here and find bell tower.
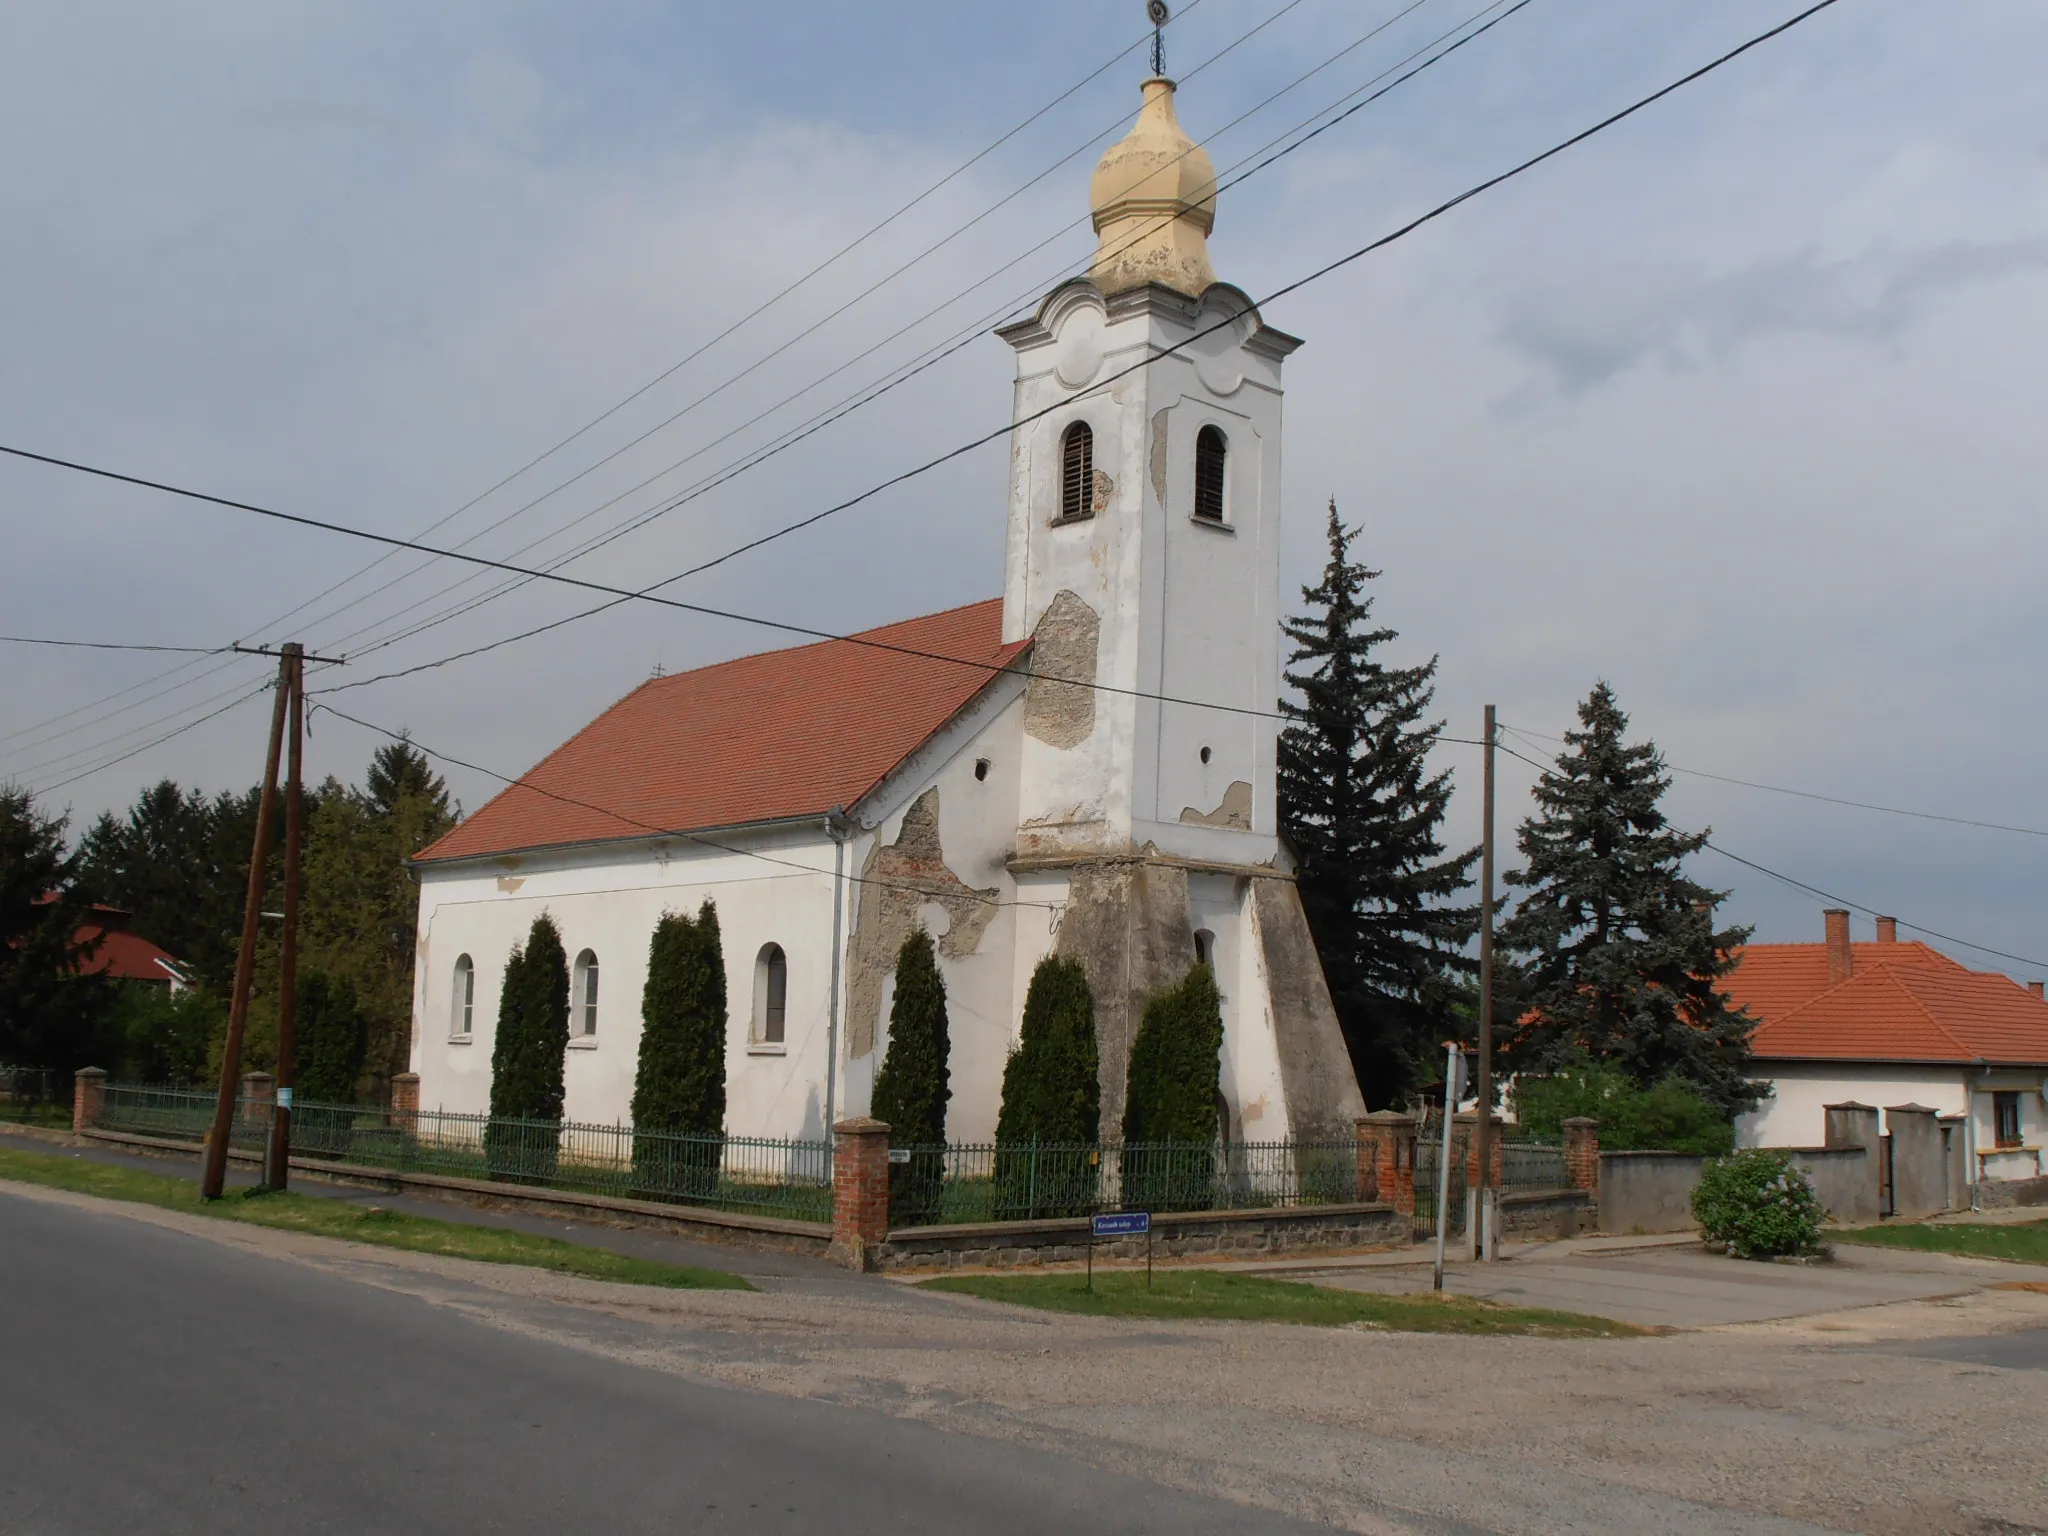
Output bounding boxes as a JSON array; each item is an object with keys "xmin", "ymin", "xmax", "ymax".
[{"xmin": 998, "ymin": 75, "xmax": 1301, "ymax": 870}]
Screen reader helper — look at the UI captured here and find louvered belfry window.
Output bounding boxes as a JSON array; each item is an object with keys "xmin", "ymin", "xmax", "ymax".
[
  {"xmin": 1059, "ymin": 421, "xmax": 1094, "ymax": 522},
  {"xmin": 1194, "ymin": 425, "xmax": 1227, "ymax": 522}
]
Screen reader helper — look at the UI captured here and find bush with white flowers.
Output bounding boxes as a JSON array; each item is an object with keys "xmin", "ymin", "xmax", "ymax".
[{"xmin": 1691, "ymin": 1148, "xmax": 1826, "ymax": 1259}]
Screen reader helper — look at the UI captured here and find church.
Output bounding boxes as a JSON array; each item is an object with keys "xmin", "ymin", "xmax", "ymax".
[{"xmin": 405, "ymin": 73, "xmax": 1366, "ymax": 1148}]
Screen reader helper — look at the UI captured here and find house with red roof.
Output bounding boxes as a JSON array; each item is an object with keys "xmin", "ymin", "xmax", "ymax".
[
  {"xmin": 403, "ymin": 79, "xmax": 1364, "ymax": 1147},
  {"xmin": 73, "ymin": 905, "xmax": 190, "ymax": 992},
  {"xmin": 1729, "ymin": 909, "xmax": 2048, "ymax": 1192}
]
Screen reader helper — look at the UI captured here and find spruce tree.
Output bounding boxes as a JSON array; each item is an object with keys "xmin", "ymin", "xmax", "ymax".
[
  {"xmin": 870, "ymin": 929, "xmax": 952, "ymax": 1224},
  {"xmin": 1500, "ymin": 683, "xmax": 1761, "ymax": 1117},
  {"xmin": 630, "ymin": 901, "xmax": 727, "ymax": 1196},
  {"xmin": 1278, "ymin": 501, "xmax": 1478, "ymax": 1108},
  {"xmin": 486, "ymin": 913, "xmax": 569, "ymax": 1180},
  {"xmin": 293, "ymin": 970, "xmax": 367, "ymax": 1105},
  {"xmin": 995, "ymin": 956, "xmax": 1099, "ymax": 1216}
]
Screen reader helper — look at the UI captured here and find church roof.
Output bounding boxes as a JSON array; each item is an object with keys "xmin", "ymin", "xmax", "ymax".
[
  {"xmin": 416, "ymin": 599, "xmax": 1027, "ymax": 865},
  {"xmin": 1726, "ymin": 938, "xmax": 2048, "ymax": 1066}
]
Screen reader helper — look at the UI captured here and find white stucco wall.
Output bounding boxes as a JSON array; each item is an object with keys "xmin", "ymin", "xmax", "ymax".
[{"xmin": 1740, "ymin": 1061, "xmax": 2048, "ymax": 1183}]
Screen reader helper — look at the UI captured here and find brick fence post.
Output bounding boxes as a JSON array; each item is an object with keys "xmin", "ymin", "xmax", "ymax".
[
  {"xmin": 241, "ymin": 1071, "xmax": 276, "ymax": 1137},
  {"xmin": 1563, "ymin": 1117, "xmax": 1600, "ymax": 1195},
  {"xmin": 72, "ymin": 1067, "xmax": 107, "ymax": 1133},
  {"xmin": 389, "ymin": 1072, "xmax": 421, "ymax": 1126},
  {"xmin": 830, "ymin": 1117, "xmax": 892, "ymax": 1272},
  {"xmin": 1357, "ymin": 1110, "xmax": 1418, "ymax": 1216}
]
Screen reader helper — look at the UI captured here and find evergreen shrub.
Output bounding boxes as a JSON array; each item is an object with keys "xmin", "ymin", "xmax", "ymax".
[
  {"xmin": 871, "ymin": 929, "xmax": 951, "ymax": 1225},
  {"xmin": 1692, "ymin": 1148, "xmax": 1826, "ymax": 1259},
  {"xmin": 293, "ymin": 970, "xmax": 368, "ymax": 1106},
  {"xmin": 486, "ymin": 914, "xmax": 568, "ymax": 1183},
  {"xmin": 995, "ymin": 956, "xmax": 1099, "ymax": 1216},
  {"xmin": 1512, "ymin": 1064, "xmax": 1734, "ymax": 1155},
  {"xmin": 630, "ymin": 902, "xmax": 727, "ymax": 1199},
  {"xmin": 1121, "ymin": 964, "xmax": 1225, "ymax": 1212}
]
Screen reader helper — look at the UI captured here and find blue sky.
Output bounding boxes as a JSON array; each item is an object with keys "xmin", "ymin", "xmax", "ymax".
[{"xmin": 5, "ymin": 0, "xmax": 2046, "ymax": 975}]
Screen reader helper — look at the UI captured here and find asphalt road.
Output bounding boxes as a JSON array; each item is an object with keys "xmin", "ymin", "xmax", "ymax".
[{"xmin": 0, "ymin": 1189, "xmax": 1324, "ymax": 1535}]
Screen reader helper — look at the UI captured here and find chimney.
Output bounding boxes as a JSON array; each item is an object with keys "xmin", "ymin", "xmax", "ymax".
[
  {"xmin": 2029, "ymin": 981, "xmax": 2044, "ymax": 1001},
  {"xmin": 1875, "ymin": 916, "xmax": 1897, "ymax": 945},
  {"xmin": 1824, "ymin": 909, "xmax": 1853, "ymax": 985}
]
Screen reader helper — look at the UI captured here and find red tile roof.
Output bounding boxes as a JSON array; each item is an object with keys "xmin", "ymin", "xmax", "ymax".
[
  {"xmin": 417, "ymin": 599, "xmax": 1026, "ymax": 864},
  {"xmin": 1728, "ymin": 939, "xmax": 2048, "ymax": 1065}
]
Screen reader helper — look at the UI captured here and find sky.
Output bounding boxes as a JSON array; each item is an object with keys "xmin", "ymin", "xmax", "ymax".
[{"xmin": 4, "ymin": 0, "xmax": 2046, "ymax": 978}]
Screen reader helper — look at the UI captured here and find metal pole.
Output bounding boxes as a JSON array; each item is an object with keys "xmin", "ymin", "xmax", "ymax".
[
  {"xmin": 823, "ymin": 815, "xmax": 847, "ymax": 1148},
  {"xmin": 200, "ymin": 655, "xmax": 290, "ymax": 1200},
  {"xmin": 1474, "ymin": 704, "xmax": 1496, "ymax": 1260},
  {"xmin": 1432, "ymin": 1039, "xmax": 1459, "ymax": 1292},
  {"xmin": 265, "ymin": 646, "xmax": 304, "ymax": 1190}
]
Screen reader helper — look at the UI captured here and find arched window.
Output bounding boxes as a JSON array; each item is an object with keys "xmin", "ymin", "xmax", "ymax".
[
  {"xmin": 755, "ymin": 943, "xmax": 788, "ymax": 1045},
  {"xmin": 1059, "ymin": 421, "xmax": 1094, "ymax": 522},
  {"xmin": 451, "ymin": 954, "xmax": 474, "ymax": 1037},
  {"xmin": 572, "ymin": 949, "xmax": 599, "ymax": 1038},
  {"xmin": 1193, "ymin": 929, "xmax": 1214, "ymax": 968},
  {"xmin": 1193, "ymin": 425, "xmax": 1227, "ymax": 522}
]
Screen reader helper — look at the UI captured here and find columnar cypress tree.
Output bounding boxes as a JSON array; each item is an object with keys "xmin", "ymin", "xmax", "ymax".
[
  {"xmin": 1121, "ymin": 963, "xmax": 1226, "ymax": 1212},
  {"xmin": 1500, "ymin": 683, "xmax": 1761, "ymax": 1117},
  {"xmin": 1122, "ymin": 963, "xmax": 1224, "ymax": 1143},
  {"xmin": 871, "ymin": 929, "xmax": 951, "ymax": 1224},
  {"xmin": 871, "ymin": 929, "xmax": 951, "ymax": 1146},
  {"xmin": 630, "ymin": 901, "xmax": 727, "ymax": 1195},
  {"xmin": 1278, "ymin": 501, "xmax": 1478, "ymax": 1109},
  {"xmin": 486, "ymin": 913, "xmax": 569, "ymax": 1179},
  {"xmin": 293, "ymin": 970, "xmax": 367, "ymax": 1105},
  {"xmin": 996, "ymin": 955, "xmax": 1099, "ymax": 1145}
]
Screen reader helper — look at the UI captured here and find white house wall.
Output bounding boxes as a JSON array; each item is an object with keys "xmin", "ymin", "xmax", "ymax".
[{"xmin": 1739, "ymin": 1063, "xmax": 1968, "ymax": 1148}]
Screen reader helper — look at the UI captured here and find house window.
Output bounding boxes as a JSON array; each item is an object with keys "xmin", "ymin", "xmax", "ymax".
[
  {"xmin": 451, "ymin": 954, "xmax": 474, "ymax": 1037},
  {"xmin": 756, "ymin": 944, "xmax": 788, "ymax": 1045},
  {"xmin": 1059, "ymin": 421, "xmax": 1094, "ymax": 522},
  {"xmin": 573, "ymin": 949, "xmax": 599, "ymax": 1038},
  {"xmin": 1193, "ymin": 425, "xmax": 1227, "ymax": 523},
  {"xmin": 1993, "ymin": 1090, "xmax": 2023, "ymax": 1148}
]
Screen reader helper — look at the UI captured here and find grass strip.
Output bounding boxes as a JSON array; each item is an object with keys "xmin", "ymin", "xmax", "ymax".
[
  {"xmin": 1837, "ymin": 1219, "xmax": 2048, "ymax": 1266},
  {"xmin": 918, "ymin": 1268, "xmax": 1640, "ymax": 1336},
  {"xmin": 0, "ymin": 1145, "xmax": 748, "ymax": 1289}
]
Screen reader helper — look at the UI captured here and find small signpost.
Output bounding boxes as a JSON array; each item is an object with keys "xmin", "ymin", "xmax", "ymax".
[{"xmin": 1087, "ymin": 1210, "xmax": 1153, "ymax": 1291}]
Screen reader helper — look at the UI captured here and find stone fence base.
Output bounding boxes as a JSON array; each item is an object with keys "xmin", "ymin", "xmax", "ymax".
[
  {"xmin": 875, "ymin": 1202, "xmax": 1406, "ymax": 1274},
  {"xmin": 1497, "ymin": 1188, "xmax": 1594, "ymax": 1241},
  {"xmin": 1977, "ymin": 1175, "xmax": 2048, "ymax": 1210}
]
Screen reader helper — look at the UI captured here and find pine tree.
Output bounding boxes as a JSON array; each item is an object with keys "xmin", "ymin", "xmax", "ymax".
[
  {"xmin": 1499, "ymin": 682, "xmax": 1761, "ymax": 1117},
  {"xmin": 871, "ymin": 929, "xmax": 952, "ymax": 1224},
  {"xmin": 996, "ymin": 956, "xmax": 1099, "ymax": 1145},
  {"xmin": 293, "ymin": 970, "xmax": 368, "ymax": 1105},
  {"xmin": 0, "ymin": 786, "xmax": 114, "ymax": 1079},
  {"xmin": 871, "ymin": 929, "xmax": 951, "ymax": 1146},
  {"xmin": 486, "ymin": 914, "xmax": 569, "ymax": 1179},
  {"xmin": 630, "ymin": 901, "xmax": 727, "ymax": 1196},
  {"xmin": 1278, "ymin": 500, "xmax": 1479, "ymax": 1108}
]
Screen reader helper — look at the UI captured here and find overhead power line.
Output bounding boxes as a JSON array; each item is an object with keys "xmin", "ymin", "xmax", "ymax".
[
  {"xmin": 311, "ymin": 0, "xmax": 1530, "ymax": 687},
  {"xmin": 0, "ymin": 635, "xmax": 223, "ymax": 654},
  {"xmin": 1499, "ymin": 723, "xmax": 2048, "ymax": 841}
]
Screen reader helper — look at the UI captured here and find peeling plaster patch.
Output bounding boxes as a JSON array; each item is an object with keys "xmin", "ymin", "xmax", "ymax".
[
  {"xmin": 1022, "ymin": 590, "xmax": 1099, "ymax": 750},
  {"xmin": 1090, "ymin": 468, "xmax": 1114, "ymax": 516},
  {"xmin": 1180, "ymin": 780, "xmax": 1253, "ymax": 830},
  {"xmin": 1149, "ymin": 408, "xmax": 1168, "ymax": 507},
  {"xmin": 845, "ymin": 788, "xmax": 998, "ymax": 1059},
  {"xmin": 495, "ymin": 875, "xmax": 526, "ymax": 894},
  {"xmin": 1241, "ymin": 1093, "xmax": 1269, "ymax": 1127},
  {"xmin": 1054, "ymin": 858, "xmax": 1196, "ymax": 1138}
]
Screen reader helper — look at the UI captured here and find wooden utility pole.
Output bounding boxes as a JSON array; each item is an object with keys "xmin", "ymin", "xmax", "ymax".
[
  {"xmin": 1472, "ymin": 704, "xmax": 1497, "ymax": 1260},
  {"xmin": 264, "ymin": 644, "xmax": 305, "ymax": 1190},
  {"xmin": 201, "ymin": 653, "xmax": 290, "ymax": 1200}
]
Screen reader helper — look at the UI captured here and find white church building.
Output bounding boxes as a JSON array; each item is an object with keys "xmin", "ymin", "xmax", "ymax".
[{"xmin": 406, "ymin": 75, "xmax": 1366, "ymax": 1147}]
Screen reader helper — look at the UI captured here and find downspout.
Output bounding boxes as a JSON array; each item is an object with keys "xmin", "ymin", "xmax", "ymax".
[{"xmin": 823, "ymin": 810, "xmax": 851, "ymax": 1149}]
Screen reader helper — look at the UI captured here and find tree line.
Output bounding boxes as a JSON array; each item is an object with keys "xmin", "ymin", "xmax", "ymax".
[{"xmin": 0, "ymin": 739, "xmax": 454, "ymax": 1102}]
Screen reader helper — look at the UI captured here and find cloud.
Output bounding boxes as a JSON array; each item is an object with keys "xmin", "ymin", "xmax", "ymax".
[{"xmin": 1494, "ymin": 240, "xmax": 2048, "ymax": 396}]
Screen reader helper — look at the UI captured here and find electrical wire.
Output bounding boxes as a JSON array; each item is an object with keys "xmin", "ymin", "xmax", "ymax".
[
  {"xmin": 0, "ymin": 636, "xmax": 223, "ymax": 654},
  {"xmin": 32, "ymin": 684, "xmax": 275, "ymax": 796},
  {"xmin": 310, "ymin": 700, "xmax": 1061, "ymax": 915}
]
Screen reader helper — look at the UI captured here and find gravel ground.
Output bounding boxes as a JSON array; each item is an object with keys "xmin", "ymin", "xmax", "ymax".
[{"xmin": 8, "ymin": 1176, "xmax": 2044, "ymax": 1535}]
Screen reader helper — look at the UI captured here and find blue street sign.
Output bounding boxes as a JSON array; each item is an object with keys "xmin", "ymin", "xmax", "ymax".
[{"xmin": 1091, "ymin": 1211, "xmax": 1151, "ymax": 1238}]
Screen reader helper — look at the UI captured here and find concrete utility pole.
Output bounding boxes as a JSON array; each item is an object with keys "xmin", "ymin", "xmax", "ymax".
[
  {"xmin": 1473, "ymin": 704, "xmax": 1497, "ymax": 1261},
  {"xmin": 201, "ymin": 652, "xmax": 290, "ymax": 1200},
  {"xmin": 264, "ymin": 645, "xmax": 305, "ymax": 1190}
]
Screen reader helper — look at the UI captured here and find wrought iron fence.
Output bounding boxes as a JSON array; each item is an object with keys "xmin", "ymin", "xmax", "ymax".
[
  {"xmin": 0, "ymin": 1066, "xmax": 62, "ymax": 1124},
  {"xmin": 887, "ymin": 1139, "xmax": 1369, "ymax": 1227},
  {"xmin": 94, "ymin": 1085, "xmax": 833, "ymax": 1223}
]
